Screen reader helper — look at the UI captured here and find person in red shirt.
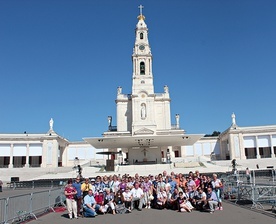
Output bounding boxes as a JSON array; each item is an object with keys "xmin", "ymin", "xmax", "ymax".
[
  {"xmin": 94, "ymin": 190, "xmax": 105, "ymax": 213},
  {"xmin": 64, "ymin": 179, "xmax": 78, "ymax": 219}
]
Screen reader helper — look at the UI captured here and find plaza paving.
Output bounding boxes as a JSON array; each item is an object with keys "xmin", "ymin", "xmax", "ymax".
[
  {"xmin": 1, "ymin": 189, "xmax": 275, "ymax": 224},
  {"xmin": 27, "ymin": 200, "xmax": 275, "ymax": 224}
]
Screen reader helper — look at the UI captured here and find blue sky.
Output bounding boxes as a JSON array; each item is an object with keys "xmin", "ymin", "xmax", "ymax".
[{"xmin": 0, "ymin": 0, "xmax": 276, "ymax": 141}]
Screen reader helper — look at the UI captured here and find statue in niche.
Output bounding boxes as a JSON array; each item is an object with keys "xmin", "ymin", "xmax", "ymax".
[
  {"xmin": 141, "ymin": 148, "xmax": 148, "ymax": 162},
  {"xmin": 141, "ymin": 104, "xmax": 146, "ymax": 119}
]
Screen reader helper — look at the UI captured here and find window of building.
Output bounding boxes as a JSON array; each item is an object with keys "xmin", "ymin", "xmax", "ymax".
[
  {"xmin": 174, "ymin": 150, "xmax": 179, "ymax": 158},
  {"xmin": 140, "ymin": 32, "xmax": 143, "ymax": 39},
  {"xmin": 245, "ymin": 147, "xmax": 257, "ymax": 159},
  {"xmin": 13, "ymin": 156, "xmax": 26, "ymax": 168},
  {"xmin": 259, "ymin": 147, "xmax": 271, "ymax": 158},
  {"xmin": 0, "ymin": 156, "xmax": 9, "ymax": 168},
  {"xmin": 29, "ymin": 156, "xmax": 42, "ymax": 167}
]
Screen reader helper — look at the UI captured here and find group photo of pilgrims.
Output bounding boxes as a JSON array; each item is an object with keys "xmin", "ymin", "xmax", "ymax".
[{"xmin": 64, "ymin": 170, "xmax": 224, "ymax": 219}]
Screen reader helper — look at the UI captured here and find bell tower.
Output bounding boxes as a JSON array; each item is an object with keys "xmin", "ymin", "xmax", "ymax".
[
  {"xmin": 131, "ymin": 5, "xmax": 157, "ymax": 135},
  {"xmin": 132, "ymin": 5, "xmax": 154, "ymax": 95}
]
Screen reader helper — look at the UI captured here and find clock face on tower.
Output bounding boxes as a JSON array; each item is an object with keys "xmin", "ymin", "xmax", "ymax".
[{"xmin": 139, "ymin": 45, "xmax": 145, "ymax": 50}]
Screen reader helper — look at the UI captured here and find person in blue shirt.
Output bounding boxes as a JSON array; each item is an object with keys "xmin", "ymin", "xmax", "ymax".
[
  {"xmin": 72, "ymin": 177, "xmax": 82, "ymax": 217},
  {"xmin": 83, "ymin": 189, "xmax": 102, "ymax": 217},
  {"xmin": 168, "ymin": 176, "xmax": 177, "ymax": 194}
]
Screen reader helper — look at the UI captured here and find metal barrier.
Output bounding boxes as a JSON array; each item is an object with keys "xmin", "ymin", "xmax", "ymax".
[
  {"xmin": 0, "ymin": 188, "xmax": 65, "ymax": 224},
  {"xmin": 224, "ymin": 169, "xmax": 276, "ymax": 211},
  {"xmin": 7, "ymin": 180, "xmax": 66, "ymax": 190},
  {"xmin": 236, "ymin": 184, "xmax": 276, "ymax": 209},
  {"xmin": 0, "ymin": 198, "xmax": 6, "ymax": 224}
]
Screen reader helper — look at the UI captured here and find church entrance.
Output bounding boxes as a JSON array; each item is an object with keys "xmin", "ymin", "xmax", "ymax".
[{"xmin": 129, "ymin": 147, "xmax": 160, "ymax": 165}]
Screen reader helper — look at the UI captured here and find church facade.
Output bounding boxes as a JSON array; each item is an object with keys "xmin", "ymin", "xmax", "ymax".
[{"xmin": 0, "ymin": 7, "xmax": 275, "ymax": 169}]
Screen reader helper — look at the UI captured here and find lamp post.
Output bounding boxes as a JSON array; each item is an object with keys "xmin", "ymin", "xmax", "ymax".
[{"xmin": 74, "ymin": 157, "xmax": 79, "ymax": 168}]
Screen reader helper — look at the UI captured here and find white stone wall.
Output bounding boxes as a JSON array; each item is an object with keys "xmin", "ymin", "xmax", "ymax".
[{"xmin": 63, "ymin": 142, "xmax": 106, "ymax": 167}]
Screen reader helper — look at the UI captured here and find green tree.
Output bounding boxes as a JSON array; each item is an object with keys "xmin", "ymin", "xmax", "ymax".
[{"xmin": 204, "ymin": 131, "xmax": 221, "ymax": 137}]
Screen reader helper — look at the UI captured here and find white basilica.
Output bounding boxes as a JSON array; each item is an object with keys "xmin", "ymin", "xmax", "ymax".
[{"xmin": 0, "ymin": 7, "xmax": 276, "ymax": 169}]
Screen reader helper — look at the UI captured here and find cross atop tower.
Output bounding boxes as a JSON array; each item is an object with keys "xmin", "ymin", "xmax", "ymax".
[
  {"xmin": 138, "ymin": 5, "xmax": 144, "ymax": 15},
  {"xmin": 137, "ymin": 5, "xmax": 145, "ymax": 20}
]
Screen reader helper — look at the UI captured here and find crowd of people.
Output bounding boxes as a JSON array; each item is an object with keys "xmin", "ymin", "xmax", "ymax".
[{"xmin": 64, "ymin": 170, "xmax": 224, "ymax": 219}]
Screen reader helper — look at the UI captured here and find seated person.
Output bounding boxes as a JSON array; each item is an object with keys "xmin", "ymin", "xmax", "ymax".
[
  {"xmin": 206, "ymin": 187, "xmax": 218, "ymax": 213},
  {"xmin": 103, "ymin": 188, "xmax": 116, "ymax": 215},
  {"xmin": 156, "ymin": 186, "xmax": 167, "ymax": 209},
  {"xmin": 114, "ymin": 190, "xmax": 126, "ymax": 214},
  {"xmin": 189, "ymin": 185, "xmax": 200, "ymax": 207},
  {"xmin": 167, "ymin": 188, "xmax": 179, "ymax": 210},
  {"xmin": 194, "ymin": 187, "xmax": 206, "ymax": 210},
  {"xmin": 83, "ymin": 189, "xmax": 102, "ymax": 217},
  {"xmin": 177, "ymin": 191, "xmax": 192, "ymax": 212},
  {"xmin": 123, "ymin": 187, "xmax": 132, "ymax": 212},
  {"xmin": 130, "ymin": 182, "xmax": 144, "ymax": 211},
  {"xmin": 94, "ymin": 190, "xmax": 105, "ymax": 213}
]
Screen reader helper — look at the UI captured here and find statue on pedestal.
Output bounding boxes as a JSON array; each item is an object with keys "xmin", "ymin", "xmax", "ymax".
[
  {"xmin": 117, "ymin": 86, "xmax": 122, "ymax": 95},
  {"xmin": 49, "ymin": 118, "xmax": 54, "ymax": 131},
  {"xmin": 231, "ymin": 113, "xmax": 236, "ymax": 126}
]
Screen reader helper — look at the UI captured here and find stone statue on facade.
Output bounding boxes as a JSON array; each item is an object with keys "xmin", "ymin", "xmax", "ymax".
[
  {"xmin": 141, "ymin": 104, "xmax": 146, "ymax": 119},
  {"xmin": 175, "ymin": 114, "xmax": 180, "ymax": 128},
  {"xmin": 164, "ymin": 85, "xmax": 169, "ymax": 93},
  {"xmin": 49, "ymin": 118, "xmax": 54, "ymax": 131},
  {"xmin": 117, "ymin": 86, "xmax": 122, "ymax": 95},
  {"xmin": 231, "ymin": 112, "xmax": 236, "ymax": 126}
]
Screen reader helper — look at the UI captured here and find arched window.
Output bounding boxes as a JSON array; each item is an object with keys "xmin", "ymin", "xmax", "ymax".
[
  {"xmin": 140, "ymin": 32, "xmax": 144, "ymax": 39},
  {"xmin": 140, "ymin": 62, "xmax": 145, "ymax": 75}
]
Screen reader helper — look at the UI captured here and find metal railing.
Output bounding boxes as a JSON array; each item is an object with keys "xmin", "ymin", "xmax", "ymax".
[
  {"xmin": 7, "ymin": 180, "xmax": 66, "ymax": 190},
  {"xmin": 236, "ymin": 184, "xmax": 276, "ymax": 209},
  {"xmin": 223, "ymin": 169, "xmax": 276, "ymax": 210},
  {"xmin": 0, "ymin": 188, "xmax": 65, "ymax": 224}
]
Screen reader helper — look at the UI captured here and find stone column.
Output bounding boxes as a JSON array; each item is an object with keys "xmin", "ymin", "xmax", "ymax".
[
  {"xmin": 180, "ymin": 146, "xmax": 185, "ymax": 158},
  {"xmin": 167, "ymin": 146, "xmax": 173, "ymax": 163},
  {"xmin": 270, "ymin": 135, "xmax": 275, "ymax": 158},
  {"xmin": 41, "ymin": 140, "xmax": 48, "ymax": 168},
  {"xmin": 9, "ymin": 144, "xmax": 14, "ymax": 168},
  {"xmin": 25, "ymin": 143, "xmax": 30, "ymax": 167},
  {"xmin": 239, "ymin": 133, "xmax": 246, "ymax": 159},
  {"xmin": 255, "ymin": 136, "xmax": 260, "ymax": 159},
  {"xmin": 228, "ymin": 135, "xmax": 234, "ymax": 159}
]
